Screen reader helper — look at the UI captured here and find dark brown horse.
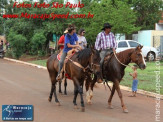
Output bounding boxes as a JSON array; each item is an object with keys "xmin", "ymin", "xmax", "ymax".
[
  {"xmin": 47, "ymin": 48, "xmax": 103, "ymax": 112},
  {"xmin": 86, "ymin": 45, "xmax": 146, "ymax": 113}
]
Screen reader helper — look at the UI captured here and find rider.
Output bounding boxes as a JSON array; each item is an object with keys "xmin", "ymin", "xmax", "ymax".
[
  {"xmin": 56, "ymin": 24, "xmax": 82, "ymax": 80},
  {"xmin": 58, "ymin": 28, "xmax": 68, "ymax": 51},
  {"xmin": 77, "ymin": 28, "xmax": 87, "ymax": 49},
  {"xmin": 95, "ymin": 23, "xmax": 117, "ymax": 75}
]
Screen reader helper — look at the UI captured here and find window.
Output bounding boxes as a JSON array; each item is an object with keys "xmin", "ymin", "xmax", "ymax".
[
  {"xmin": 128, "ymin": 41, "xmax": 139, "ymax": 47},
  {"xmin": 118, "ymin": 41, "xmax": 128, "ymax": 48}
]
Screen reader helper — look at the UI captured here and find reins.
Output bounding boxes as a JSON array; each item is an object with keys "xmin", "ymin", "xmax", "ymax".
[
  {"xmin": 66, "ymin": 57, "xmax": 90, "ymax": 72},
  {"xmin": 113, "ymin": 52, "xmax": 132, "ymax": 68}
]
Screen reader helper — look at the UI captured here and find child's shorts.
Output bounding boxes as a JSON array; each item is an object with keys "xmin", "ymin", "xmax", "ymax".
[{"xmin": 132, "ymin": 79, "xmax": 138, "ymax": 91}]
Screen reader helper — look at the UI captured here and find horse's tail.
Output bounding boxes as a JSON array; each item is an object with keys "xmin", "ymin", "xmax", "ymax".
[{"xmin": 104, "ymin": 80, "xmax": 112, "ymax": 91}]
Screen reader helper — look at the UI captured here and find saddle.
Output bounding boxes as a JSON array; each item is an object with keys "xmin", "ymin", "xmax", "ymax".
[
  {"xmin": 57, "ymin": 49, "xmax": 76, "ymax": 62},
  {"xmin": 57, "ymin": 49, "xmax": 77, "ymax": 80}
]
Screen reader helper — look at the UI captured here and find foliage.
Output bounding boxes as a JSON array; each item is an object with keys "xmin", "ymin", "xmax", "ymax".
[
  {"xmin": 30, "ymin": 31, "xmax": 46, "ymax": 55},
  {"xmin": 77, "ymin": 0, "xmax": 140, "ymax": 44},
  {"xmin": 7, "ymin": 29, "xmax": 27, "ymax": 59},
  {"xmin": 0, "ymin": 0, "xmax": 162, "ymax": 57},
  {"xmin": 125, "ymin": 0, "xmax": 163, "ymax": 30}
]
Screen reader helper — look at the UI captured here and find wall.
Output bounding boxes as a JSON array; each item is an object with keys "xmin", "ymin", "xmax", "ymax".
[
  {"xmin": 115, "ymin": 34, "xmax": 125, "ymax": 40},
  {"xmin": 138, "ymin": 30, "xmax": 152, "ymax": 46},
  {"xmin": 155, "ymin": 23, "xmax": 163, "ymax": 30}
]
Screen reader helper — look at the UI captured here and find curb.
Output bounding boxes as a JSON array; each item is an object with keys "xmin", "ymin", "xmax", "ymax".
[
  {"xmin": 107, "ymin": 83, "xmax": 163, "ymax": 100},
  {"xmin": 4, "ymin": 57, "xmax": 47, "ymax": 70},
  {"xmin": 3, "ymin": 57, "xmax": 163, "ymax": 99}
]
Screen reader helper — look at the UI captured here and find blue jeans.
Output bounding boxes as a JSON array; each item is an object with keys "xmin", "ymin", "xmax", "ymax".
[
  {"xmin": 58, "ymin": 52, "xmax": 67, "ymax": 74},
  {"xmin": 132, "ymin": 79, "xmax": 138, "ymax": 91},
  {"xmin": 100, "ymin": 49, "xmax": 113, "ymax": 68}
]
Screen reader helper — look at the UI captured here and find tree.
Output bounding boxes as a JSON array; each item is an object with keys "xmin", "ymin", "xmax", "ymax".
[
  {"xmin": 77, "ymin": 0, "xmax": 140, "ymax": 44},
  {"xmin": 127, "ymin": 0, "xmax": 163, "ymax": 30}
]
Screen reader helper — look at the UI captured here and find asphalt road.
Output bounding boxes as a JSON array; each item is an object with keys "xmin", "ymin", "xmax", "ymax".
[{"xmin": 0, "ymin": 59, "xmax": 162, "ymax": 122}]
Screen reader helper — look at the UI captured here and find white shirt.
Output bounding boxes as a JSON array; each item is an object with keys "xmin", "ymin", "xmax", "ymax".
[{"xmin": 77, "ymin": 35, "xmax": 87, "ymax": 49}]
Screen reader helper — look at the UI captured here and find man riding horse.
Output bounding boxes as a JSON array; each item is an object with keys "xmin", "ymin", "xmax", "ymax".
[
  {"xmin": 56, "ymin": 24, "xmax": 82, "ymax": 80},
  {"xmin": 95, "ymin": 23, "xmax": 117, "ymax": 77}
]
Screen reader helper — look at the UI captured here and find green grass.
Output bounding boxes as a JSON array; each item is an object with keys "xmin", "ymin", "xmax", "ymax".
[
  {"xmin": 121, "ymin": 62, "xmax": 163, "ymax": 94},
  {"xmin": 28, "ymin": 59, "xmax": 163, "ymax": 94},
  {"xmin": 28, "ymin": 59, "xmax": 47, "ymax": 67}
]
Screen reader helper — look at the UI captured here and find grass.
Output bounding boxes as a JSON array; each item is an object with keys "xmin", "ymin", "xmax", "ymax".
[
  {"xmin": 28, "ymin": 59, "xmax": 163, "ymax": 94},
  {"xmin": 121, "ymin": 62, "xmax": 163, "ymax": 94},
  {"xmin": 28, "ymin": 59, "xmax": 47, "ymax": 67}
]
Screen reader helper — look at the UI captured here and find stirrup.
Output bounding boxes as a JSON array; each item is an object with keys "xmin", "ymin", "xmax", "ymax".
[{"xmin": 56, "ymin": 74, "xmax": 62, "ymax": 81}]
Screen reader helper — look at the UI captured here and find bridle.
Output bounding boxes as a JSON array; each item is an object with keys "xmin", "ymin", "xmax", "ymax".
[
  {"xmin": 114, "ymin": 50, "xmax": 143, "ymax": 68},
  {"xmin": 113, "ymin": 52, "xmax": 132, "ymax": 67},
  {"xmin": 89, "ymin": 52, "xmax": 100, "ymax": 73}
]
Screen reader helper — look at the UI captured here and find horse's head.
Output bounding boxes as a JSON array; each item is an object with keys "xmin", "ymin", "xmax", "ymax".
[
  {"xmin": 130, "ymin": 45, "xmax": 146, "ymax": 70},
  {"xmin": 90, "ymin": 48, "xmax": 103, "ymax": 83}
]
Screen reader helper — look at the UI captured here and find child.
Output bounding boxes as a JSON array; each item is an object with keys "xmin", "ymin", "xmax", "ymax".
[{"xmin": 129, "ymin": 65, "xmax": 138, "ymax": 97}]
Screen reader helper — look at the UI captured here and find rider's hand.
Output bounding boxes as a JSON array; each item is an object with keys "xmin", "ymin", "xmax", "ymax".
[
  {"xmin": 113, "ymin": 48, "xmax": 116, "ymax": 53},
  {"xmin": 77, "ymin": 45, "xmax": 82, "ymax": 50}
]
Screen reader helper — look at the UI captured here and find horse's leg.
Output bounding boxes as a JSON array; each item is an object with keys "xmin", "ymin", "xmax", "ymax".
[
  {"xmin": 114, "ymin": 80, "xmax": 128, "ymax": 113},
  {"xmin": 48, "ymin": 84, "xmax": 54, "ymax": 102},
  {"xmin": 48, "ymin": 73, "xmax": 55, "ymax": 102},
  {"xmin": 108, "ymin": 84, "xmax": 115, "ymax": 109},
  {"xmin": 85, "ymin": 76, "xmax": 91, "ymax": 104},
  {"xmin": 58, "ymin": 80, "xmax": 62, "ymax": 93},
  {"xmin": 53, "ymin": 82, "xmax": 60, "ymax": 106},
  {"xmin": 73, "ymin": 77, "xmax": 85, "ymax": 112},
  {"xmin": 73, "ymin": 85, "xmax": 79, "ymax": 109},
  {"xmin": 89, "ymin": 75, "xmax": 97, "ymax": 102},
  {"xmin": 64, "ymin": 78, "xmax": 67, "ymax": 95}
]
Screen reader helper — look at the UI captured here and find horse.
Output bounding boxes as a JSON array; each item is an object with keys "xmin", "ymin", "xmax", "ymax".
[
  {"xmin": 85, "ymin": 45, "xmax": 146, "ymax": 113},
  {"xmin": 46, "ymin": 48, "xmax": 103, "ymax": 112}
]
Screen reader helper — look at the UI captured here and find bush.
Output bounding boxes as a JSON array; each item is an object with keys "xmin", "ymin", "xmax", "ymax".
[
  {"xmin": 30, "ymin": 32, "xmax": 46, "ymax": 55},
  {"xmin": 7, "ymin": 30, "xmax": 27, "ymax": 59},
  {"xmin": 5, "ymin": 49, "xmax": 13, "ymax": 58}
]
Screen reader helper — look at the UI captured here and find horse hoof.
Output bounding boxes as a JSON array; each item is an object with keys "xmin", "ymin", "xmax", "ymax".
[
  {"xmin": 81, "ymin": 107, "xmax": 85, "ymax": 112},
  {"xmin": 90, "ymin": 95, "xmax": 93, "ymax": 100},
  {"xmin": 48, "ymin": 98, "xmax": 52, "ymax": 102},
  {"xmin": 87, "ymin": 101, "xmax": 92, "ymax": 105},
  {"xmin": 59, "ymin": 91, "xmax": 62, "ymax": 94},
  {"xmin": 108, "ymin": 105, "xmax": 114, "ymax": 109},
  {"xmin": 74, "ymin": 105, "xmax": 79, "ymax": 109},
  {"xmin": 56, "ymin": 102, "xmax": 61, "ymax": 106},
  {"xmin": 123, "ymin": 109, "xmax": 129, "ymax": 113}
]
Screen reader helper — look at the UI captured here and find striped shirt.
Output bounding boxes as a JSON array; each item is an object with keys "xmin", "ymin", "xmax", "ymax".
[{"xmin": 95, "ymin": 31, "xmax": 117, "ymax": 50}]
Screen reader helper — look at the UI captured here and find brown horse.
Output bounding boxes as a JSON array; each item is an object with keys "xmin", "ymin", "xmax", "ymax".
[
  {"xmin": 86, "ymin": 45, "xmax": 146, "ymax": 113},
  {"xmin": 47, "ymin": 48, "xmax": 103, "ymax": 112}
]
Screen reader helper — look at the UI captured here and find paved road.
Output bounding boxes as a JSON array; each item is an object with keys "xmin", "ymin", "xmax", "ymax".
[{"xmin": 0, "ymin": 59, "xmax": 162, "ymax": 122}]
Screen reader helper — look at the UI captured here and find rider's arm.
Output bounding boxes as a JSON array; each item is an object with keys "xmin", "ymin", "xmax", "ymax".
[
  {"xmin": 112, "ymin": 33, "xmax": 117, "ymax": 53},
  {"xmin": 67, "ymin": 43, "xmax": 79, "ymax": 48}
]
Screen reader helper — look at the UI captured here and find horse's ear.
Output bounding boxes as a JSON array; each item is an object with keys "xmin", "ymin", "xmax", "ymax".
[
  {"xmin": 140, "ymin": 45, "xmax": 143, "ymax": 49},
  {"xmin": 90, "ymin": 46, "xmax": 96, "ymax": 54},
  {"xmin": 135, "ymin": 45, "xmax": 141, "ymax": 50}
]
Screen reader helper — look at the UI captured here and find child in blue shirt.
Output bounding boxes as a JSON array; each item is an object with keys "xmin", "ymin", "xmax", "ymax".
[
  {"xmin": 129, "ymin": 65, "xmax": 138, "ymax": 97},
  {"xmin": 56, "ymin": 24, "xmax": 82, "ymax": 80}
]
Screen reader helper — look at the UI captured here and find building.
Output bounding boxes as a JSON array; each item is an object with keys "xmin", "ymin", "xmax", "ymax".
[{"xmin": 155, "ymin": 12, "xmax": 163, "ymax": 30}]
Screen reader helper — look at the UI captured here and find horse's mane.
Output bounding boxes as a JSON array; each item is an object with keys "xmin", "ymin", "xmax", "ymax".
[
  {"xmin": 77, "ymin": 48, "xmax": 91, "ymax": 61},
  {"xmin": 116, "ymin": 48, "xmax": 134, "ymax": 59}
]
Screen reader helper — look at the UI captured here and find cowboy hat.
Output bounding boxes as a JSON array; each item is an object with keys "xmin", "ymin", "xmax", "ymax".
[
  {"xmin": 101, "ymin": 23, "xmax": 112, "ymax": 30},
  {"xmin": 64, "ymin": 28, "xmax": 68, "ymax": 33}
]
